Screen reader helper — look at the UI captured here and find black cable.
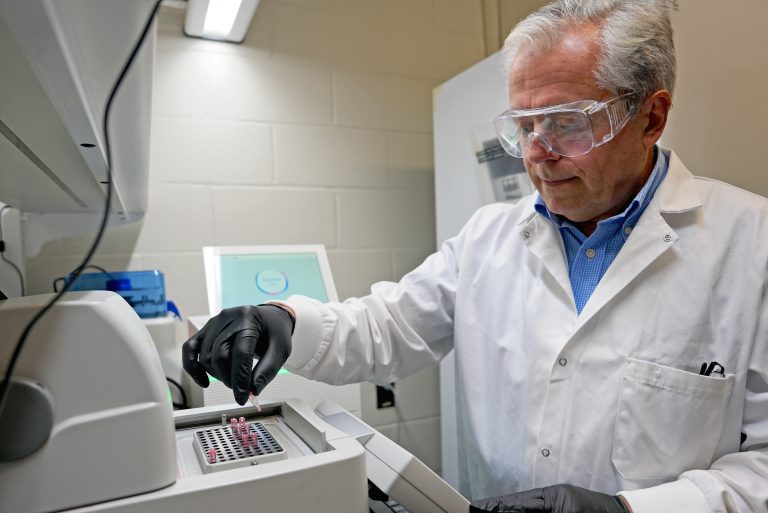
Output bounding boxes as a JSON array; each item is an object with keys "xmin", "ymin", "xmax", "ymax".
[
  {"xmin": 71, "ymin": 264, "xmax": 109, "ymax": 275},
  {"xmin": 0, "ymin": 0, "xmax": 163, "ymax": 419},
  {"xmin": 0, "ymin": 205, "xmax": 25, "ymax": 296},
  {"xmin": 166, "ymin": 377, "xmax": 188, "ymax": 409},
  {"xmin": 52, "ymin": 264, "xmax": 110, "ymax": 292}
]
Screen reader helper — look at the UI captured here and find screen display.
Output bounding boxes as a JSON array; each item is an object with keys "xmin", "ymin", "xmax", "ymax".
[{"xmin": 219, "ymin": 252, "xmax": 329, "ymax": 308}]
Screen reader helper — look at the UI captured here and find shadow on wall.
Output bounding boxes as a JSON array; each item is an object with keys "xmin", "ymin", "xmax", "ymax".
[{"xmin": 25, "ymin": 219, "xmax": 143, "ymax": 296}]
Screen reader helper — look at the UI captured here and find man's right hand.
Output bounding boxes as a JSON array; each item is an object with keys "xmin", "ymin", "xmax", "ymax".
[{"xmin": 182, "ymin": 304, "xmax": 294, "ymax": 405}]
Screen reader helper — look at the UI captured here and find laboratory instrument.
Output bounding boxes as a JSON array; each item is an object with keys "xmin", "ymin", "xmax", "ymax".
[{"xmin": 0, "ymin": 291, "xmax": 469, "ymax": 513}]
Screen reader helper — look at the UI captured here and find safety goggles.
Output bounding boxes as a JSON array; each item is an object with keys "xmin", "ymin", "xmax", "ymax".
[{"xmin": 493, "ymin": 91, "xmax": 642, "ymax": 158}]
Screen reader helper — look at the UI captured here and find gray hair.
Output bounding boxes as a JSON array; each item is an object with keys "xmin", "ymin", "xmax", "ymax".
[{"xmin": 501, "ymin": 0, "xmax": 677, "ymax": 99}]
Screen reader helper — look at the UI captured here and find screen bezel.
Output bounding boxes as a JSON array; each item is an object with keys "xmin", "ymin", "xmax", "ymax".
[{"xmin": 203, "ymin": 244, "xmax": 338, "ymax": 315}]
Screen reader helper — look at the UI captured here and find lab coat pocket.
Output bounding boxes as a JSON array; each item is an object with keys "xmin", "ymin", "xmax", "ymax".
[{"xmin": 611, "ymin": 357, "xmax": 734, "ymax": 481}]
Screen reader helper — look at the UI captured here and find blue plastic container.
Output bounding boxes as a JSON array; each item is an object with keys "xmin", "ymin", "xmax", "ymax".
[{"xmin": 67, "ymin": 270, "xmax": 167, "ymax": 318}]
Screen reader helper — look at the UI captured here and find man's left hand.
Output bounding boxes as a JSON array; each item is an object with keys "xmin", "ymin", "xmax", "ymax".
[{"xmin": 470, "ymin": 484, "xmax": 630, "ymax": 513}]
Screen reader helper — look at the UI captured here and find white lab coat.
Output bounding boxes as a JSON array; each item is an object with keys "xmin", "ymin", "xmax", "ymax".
[{"xmin": 284, "ymin": 150, "xmax": 768, "ymax": 513}]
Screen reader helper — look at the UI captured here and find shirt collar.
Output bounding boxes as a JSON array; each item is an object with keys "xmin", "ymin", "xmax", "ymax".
[{"xmin": 534, "ymin": 147, "xmax": 667, "ymax": 228}]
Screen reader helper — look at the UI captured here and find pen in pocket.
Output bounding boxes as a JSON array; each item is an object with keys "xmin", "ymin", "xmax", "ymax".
[{"xmin": 699, "ymin": 361, "xmax": 725, "ymax": 377}]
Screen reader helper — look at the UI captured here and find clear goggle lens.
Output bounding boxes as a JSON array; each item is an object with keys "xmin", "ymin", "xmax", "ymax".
[{"xmin": 493, "ymin": 92, "xmax": 641, "ymax": 158}]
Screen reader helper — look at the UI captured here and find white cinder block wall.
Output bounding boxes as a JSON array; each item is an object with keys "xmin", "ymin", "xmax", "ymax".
[{"xmin": 26, "ymin": 0, "xmax": 485, "ymax": 473}]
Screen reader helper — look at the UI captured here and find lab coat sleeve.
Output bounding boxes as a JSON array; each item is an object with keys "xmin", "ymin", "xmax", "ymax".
[
  {"xmin": 280, "ymin": 225, "xmax": 467, "ymax": 386},
  {"xmin": 620, "ymin": 290, "xmax": 768, "ymax": 513}
]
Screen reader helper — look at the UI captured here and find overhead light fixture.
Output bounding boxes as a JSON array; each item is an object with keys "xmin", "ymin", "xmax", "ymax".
[{"xmin": 184, "ymin": 0, "xmax": 259, "ymax": 43}]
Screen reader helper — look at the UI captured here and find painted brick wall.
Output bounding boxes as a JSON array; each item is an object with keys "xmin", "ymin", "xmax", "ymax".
[{"xmin": 26, "ymin": 0, "xmax": 485, "ymax": 473}]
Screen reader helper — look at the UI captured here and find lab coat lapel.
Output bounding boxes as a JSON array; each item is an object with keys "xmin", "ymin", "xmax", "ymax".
[
  {"xmin": 572, "ymin": 151, "xmax": 702, "ymax": 332},
  {"xmin": 519, "ymin": 212, "xmax": 574, "ymax": 305},
  {"xmin": 574, "ymin": 204, "xmax": 675, "ymax": 328}
]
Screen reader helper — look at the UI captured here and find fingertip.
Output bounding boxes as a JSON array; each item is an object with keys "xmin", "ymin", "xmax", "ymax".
[
  {"xmin": 184, "ymin": 360, "xmax": 210, "ymax": 389},
  {"xmin": 229, "ymin": 380, "xmax": 249, "ymax": 404},
  {"xmin": 233, "ymin": 380, "xmax": 251, "ymax": 405},
  {"xmin": 251, "ymin": 372, "xmax": 270, "ymax": 396},
  {"xmin": 195, "ymin": 374, "xmax": 211, "ymax": 388},
  {"xmin": 233, "ymin": 390, "xmax": 248, "ymax": 405},
  {"xmin": 190, "ymin": 374, "xmax": 208, "ymax": 388}
]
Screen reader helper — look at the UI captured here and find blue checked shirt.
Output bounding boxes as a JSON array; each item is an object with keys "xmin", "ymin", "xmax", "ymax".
[{"xmin": 534, "ymin": 148, "xmax": 668, "ymax": 313}]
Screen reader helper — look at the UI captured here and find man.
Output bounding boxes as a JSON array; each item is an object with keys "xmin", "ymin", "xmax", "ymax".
[{"xmin": 183, "ymin": 1, "xmax": 768, "ymax": 511}]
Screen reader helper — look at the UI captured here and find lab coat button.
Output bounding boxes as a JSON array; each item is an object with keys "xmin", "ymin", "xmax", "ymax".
[
  {"xmin": 585, "ymin": 248, "xmax": 596, "ymax": 259},
  {"xmin": 522, "ymin": 230, "xmax": 531, "ymax": 239},
  {"xmin": 558, "ymin": 358, "xmax": 567, "ymax": 366},
  {"xmin": 541, "ymin": 448, "xmax": 550, "ymax": 457},
  {"xmin": 663, "ymin": 234, "xmax": 672, "ymax": 242}
]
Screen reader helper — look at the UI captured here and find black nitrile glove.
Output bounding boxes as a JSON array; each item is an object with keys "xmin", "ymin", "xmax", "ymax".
[
  {"xmin": 470, "ymin": 484, "xmax": 630, "ymax": 513},
  {"xmin": 182, "ymin": 304, "xmax": 294, "ymax": 405}
]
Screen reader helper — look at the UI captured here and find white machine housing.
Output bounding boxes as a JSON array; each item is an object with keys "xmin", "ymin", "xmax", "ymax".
[
  {"xmin": 71, "ymin": 399, "xmax": 369, "ymax": 513},
  {"xmin": 0, "ymin": 292, "xmax": 469, "ymax": 513},
  {"xmin": 0, "ymin": 292, "xmax": 370, "ymax": 513},
  {"xmin": 316, "ymin": 400, "xmax": 470, "ymax": 513},
  {"xmin": 0, "ymin": 291, "xmax": 176, "ymax": 513}
]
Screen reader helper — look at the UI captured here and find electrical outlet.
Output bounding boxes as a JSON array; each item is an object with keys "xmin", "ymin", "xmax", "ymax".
[{"xmin": 375, "ymin": 384, "xmax": 395, "ymax": 409}]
